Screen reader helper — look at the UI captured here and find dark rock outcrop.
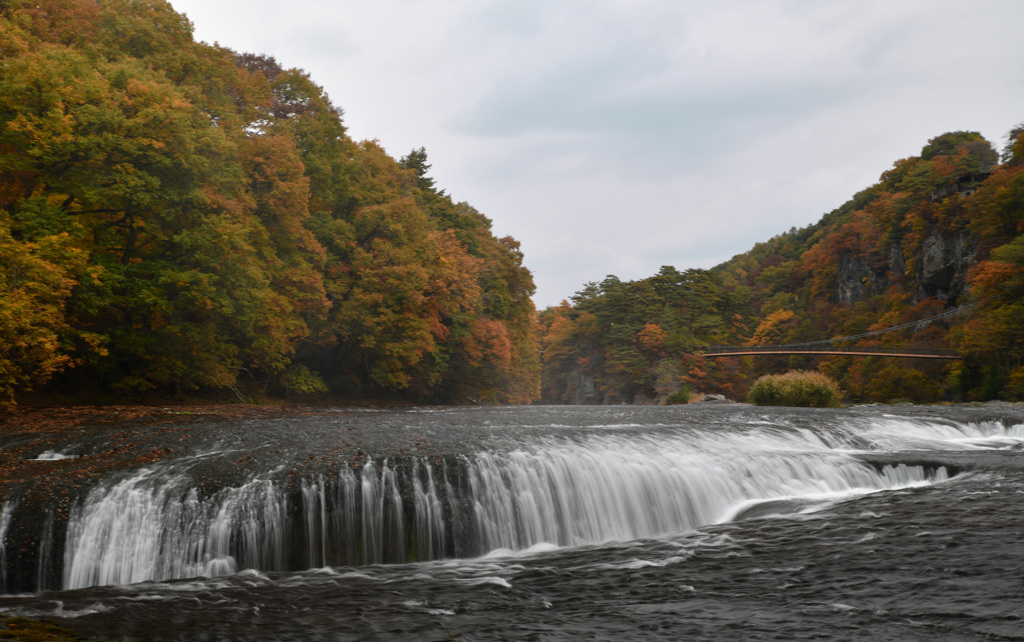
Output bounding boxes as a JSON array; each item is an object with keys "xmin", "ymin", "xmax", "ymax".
[
  {"xmin": 566, "ymin": 370, "xmax": 599, "ymax": 405},
  {"xmin": 837, "ymin": 254, "xmax": 888, "ymax": 306},
  {"xmin": 837, "ymin": 231, "xmax": 976, "ymax": 307},
  {"xmin": 915, "ymin": 231, "xmax": 976, "ymax": 304}
]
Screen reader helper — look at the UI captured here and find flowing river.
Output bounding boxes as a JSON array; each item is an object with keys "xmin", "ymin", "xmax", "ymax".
[{"xmin": 0, "ymin": 404, "xmax": 1022, "ymax": 640}]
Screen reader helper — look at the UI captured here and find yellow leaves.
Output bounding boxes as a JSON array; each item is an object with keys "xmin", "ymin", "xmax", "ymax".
[
  {"xmin": 748, "ymin": 309, "xmax": 796, "ymax": 346},
  {"xmin": 424, "ymin": 229, "xmax": 482, "ymax": 314},
  {"xmin": 0, "ymin": 17, "xmax": 32, "ymax": 59},
  {"xmin": 541, "ymin": 313, "xmax": 576, "ymax": 356},
  {"xmin": 348, "ymin": 140, "xmax": 419, "ymax": 207},
  {"xmin": 0, "ymin": 221, "xmax": 77, "ymax": 402}
]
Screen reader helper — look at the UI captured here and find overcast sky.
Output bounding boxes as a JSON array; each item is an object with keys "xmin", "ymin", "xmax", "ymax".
[{"xmin": 169, "ymin": 0, "xmax": 1023, "ymax": 308}]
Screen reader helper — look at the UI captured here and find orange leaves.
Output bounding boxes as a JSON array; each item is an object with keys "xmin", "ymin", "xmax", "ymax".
[
  {"xmin": 423, "ymin": 229, "xmax": 483, "ymax": 321},
  {"xmin": 969, "ymin": 235, "xmax": 1024, "ymax": 305},
  {"xmin": 955, "ymin": 235, "xmax": 1024, "ymax": 383},
  {"xmin": 637, "ymin": 323, "xmax": 666, "ymax": 354},
  {"xmin": 969, "ymin": 260, "xmax": 1020, "ymax": 302},
  {"xmin": 798, "ymin": 241, "xmax": 840, "ymax": 300},
  {"xmin": 240, "ymin": 134, "xmax": 329, "ymax": 322},
  {"xmin": 465, "ymin": 319, "xmax": 513, "ymax": 372},
  {"xmin": 540, "ymin": 308, "xmax": 577, "ymax": 362},
  {"xmin": 324, "ymin": 147, "xmax": 498, "ymax": 393}
]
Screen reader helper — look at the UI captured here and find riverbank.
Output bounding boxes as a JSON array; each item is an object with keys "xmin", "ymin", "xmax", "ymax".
[
  {"xmin": 0, "ymin": 403, "xmax": 338, "ymax": 434},
  {"xmin": 0, "ymin": 615, "xmax": 96, "ymax": 641},
  {"xmin": 3, "ymin": 398, "xmax": 1023, "ymax": 436}
]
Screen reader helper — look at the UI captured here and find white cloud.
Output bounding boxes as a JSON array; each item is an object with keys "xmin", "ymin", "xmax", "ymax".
[{"xmin": 171, "ymin": 0, "xmax": 1024, "ymax": 307}]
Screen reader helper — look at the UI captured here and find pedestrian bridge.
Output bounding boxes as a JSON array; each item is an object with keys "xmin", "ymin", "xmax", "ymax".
[
  {"xmin": 695, "ymin": 306, "xmax": 970, "ymax": 360},
  {"xmin": 696, "ymin": 345, "xmax": 961, "ymax": 359}
]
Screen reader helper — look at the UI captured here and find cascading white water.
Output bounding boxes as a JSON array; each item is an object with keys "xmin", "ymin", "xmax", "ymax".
[
  {"xmin": 412, "ymin": 459, "xmax": 447, "ymax": 560},
  {"xmin": 54, "ymin": 414, "xmax": 1005, "ymax": 591},
  {"xmin": 858, "ymin": 417, "xmax": 1024, "ymax": 450},
  {"xmin": 63, "ymin": 471, "xmax": 288, "ymax": 589},
  {"xmin": 300, "ymin": 471, "xmax": 361, "ymax": 568},
  {"xmin": 36, "ymin": 510, "xmax": 55, "ymax": 590},
  {"xmin": 358, "ymin": 460, "xmax": 407, "ymax": 564},
  {"xmin": 300, "ymin": 462, "xmax": 426, "ymax": 567},
  {"xmin": 465, "ymin": 432, "xmax": 942, "ymax": 551},
  {"xmin": 0, "ymin": 501, "xmax": 15, "ymax": 592}
]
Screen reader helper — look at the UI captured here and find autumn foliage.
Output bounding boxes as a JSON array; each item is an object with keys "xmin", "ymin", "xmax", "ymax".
[
  {"xmin": 0, "ymin": 0, "xmax": 539, "ymax": 405},
  {"xmin": 538, "ymin": 268, "xmax": 750, "ymax": 403},
  {"xmin": 541, "ymin": 126, "xmax": 1024, "ymax": 404},
  {"xmin": 2, "ymin": 1, "xmax": 1021, "ymax": 407}
]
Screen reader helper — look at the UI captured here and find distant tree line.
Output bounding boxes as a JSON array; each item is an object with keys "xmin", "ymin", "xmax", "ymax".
[{"xmin": 540, "ymin": 126, "xmax": 1024, "ymax": 404}]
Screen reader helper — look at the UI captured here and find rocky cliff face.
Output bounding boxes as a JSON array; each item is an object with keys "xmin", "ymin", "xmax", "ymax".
[
  {"xmin": 836, "ymin": 254, "xmax": 888, "ymax": 306},
  {"xmin": 836, "ymin": 232, "xmax": 976, "ymax": 307},
  {"xmin": 915, "ymin": 231, "xmax": 976, "ymax": 305},
  {"xmin": 566, "ymin": 370, "xmax": 600, "ymax": 404}
]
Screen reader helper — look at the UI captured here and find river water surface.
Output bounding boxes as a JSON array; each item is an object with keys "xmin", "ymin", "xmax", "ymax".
[{"xmin": 0, "ymin": 404, "xmax": 1022, "ymax": 640}]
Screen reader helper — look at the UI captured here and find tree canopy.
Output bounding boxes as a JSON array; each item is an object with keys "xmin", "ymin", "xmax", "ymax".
[{"xmin": 0, "ymin": 0, "xmax": 539, "ymax": 405}]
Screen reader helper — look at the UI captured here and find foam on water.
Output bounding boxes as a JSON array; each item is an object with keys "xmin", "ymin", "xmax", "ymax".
[
  {"xmin": 32, "ymin": 451, "xmax": 79, "ymax": 461},
  {"xmin": 859, "ymin": 416, "xmax": 1024, "ymax": 450},
  {"xmin": 0, "ymin": 501, "xmax": 15, "ymax": 592}
]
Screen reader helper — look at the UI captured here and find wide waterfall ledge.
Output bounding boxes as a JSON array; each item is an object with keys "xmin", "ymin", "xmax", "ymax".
[{"xmin": 1, "ymin": 405, "xmax": 1020, "ymax": 594}]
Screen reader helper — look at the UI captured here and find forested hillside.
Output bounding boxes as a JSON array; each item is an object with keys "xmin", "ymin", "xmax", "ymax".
[
  {"xmin": 540, "ymin": 127, "xmax": 1024, "ymax": 404},
  {"xmin": 3, "ymin": 1, "xmax": 1020, "ymax": 409},
  {"xmin": 0, "ymin": 0, "xmax": 539, "ymax": 405}
]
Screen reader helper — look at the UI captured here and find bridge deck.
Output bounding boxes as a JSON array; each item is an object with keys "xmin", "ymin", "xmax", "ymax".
[{"xmin": 697, "ymin": 346, "xmax": 961, "ymax": 359}]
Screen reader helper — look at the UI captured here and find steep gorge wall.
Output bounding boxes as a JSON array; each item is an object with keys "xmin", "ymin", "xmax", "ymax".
[{"xmin": 836, "ymin": 231, "xmax": 977, "ymax": 308}]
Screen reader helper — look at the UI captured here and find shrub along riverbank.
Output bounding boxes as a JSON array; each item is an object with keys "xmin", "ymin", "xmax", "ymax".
[{"xmin": 747, "ymin": 371, "xmax": 843, "ymax": 408}]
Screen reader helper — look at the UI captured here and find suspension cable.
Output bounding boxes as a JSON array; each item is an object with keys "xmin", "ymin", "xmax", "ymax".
[{"xmin": 755, "ymin": 304, "xmax": 976, "ymax": 349}]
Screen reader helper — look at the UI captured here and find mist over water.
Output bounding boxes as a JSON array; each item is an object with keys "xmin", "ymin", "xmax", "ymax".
[{"xmin": 1, "ymin": 405, "xmax": 1022, "ymax": 640}]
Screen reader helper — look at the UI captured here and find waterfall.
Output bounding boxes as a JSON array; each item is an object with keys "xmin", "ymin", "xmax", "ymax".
[
  {"xmin": 36, "ymin": 510, "xmax": 55, "ymax": 591},
  {"xmin": 859, "ymin": 417, "xmax": 1024, "ymax": 450},
  {"xmin": 8, "ymin": 408, "xmax": 1018, "ymax": 593},
  {"xmin": 359, "ymin": 460, "xmax": 406, "ymax": 564},
  {"xmin": 61, "ymin": 458, "xmax": 457, "ymax": 589},
  {"xmin": 464, "ymin": 433, "xmax": 943, "ymax": 551},
  {"xmin": 63, "ymin": 471, "xmax": 289, "ymax": 589},
  {"xmin": 52, "ymin": 425, "xmax": 956, "ymax": 591},
  {"xmin": 0, "ymin": 501, "xmax": 15, "ymax": 593}
]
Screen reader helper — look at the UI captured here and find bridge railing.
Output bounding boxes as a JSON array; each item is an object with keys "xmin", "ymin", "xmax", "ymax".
[
  {"xmin": 693, "ymin": 306, "xmax": 972, "ymax": 359},
  {"xmin": 695, "ymin": 345, "xmax": 961, "ymax": 358}
]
